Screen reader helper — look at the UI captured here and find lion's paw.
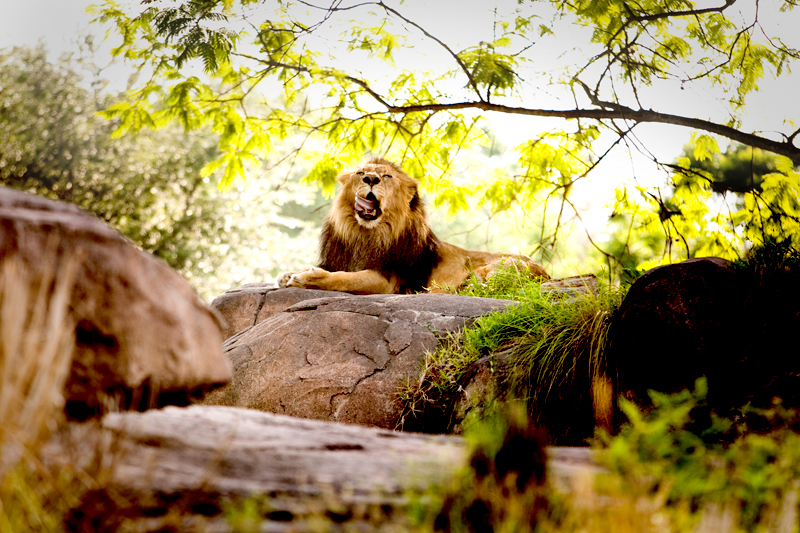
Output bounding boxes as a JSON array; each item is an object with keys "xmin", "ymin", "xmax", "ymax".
[
  {"xmin": 277, "ymin": 267, "xmax": 328, "ymax": 289},
  {"xmin": 276, "ymin": 271, "xmax": 296, "ymax": 288}
]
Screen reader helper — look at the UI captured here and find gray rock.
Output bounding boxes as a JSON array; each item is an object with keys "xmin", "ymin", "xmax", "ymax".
[
  {"xmin": 211, "ymin": 284, "xmax": 346, "ymax": 340},
  {"xmin": 0, "ymin": 186, "xmax": 231, "ymax": 418},
  {"xmin": 105, "ymin": 405, "xmax": 465, "ymax": 496},
  {"xmin": 46, "ymin": 405, "xmax": 599, "ymax": 532},
  {"xmin": 204, "ymin": 291, "xmax": 517, "ymax": 428}
]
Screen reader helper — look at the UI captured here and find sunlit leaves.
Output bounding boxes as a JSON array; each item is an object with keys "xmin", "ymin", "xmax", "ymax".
[
  {"xmin": 743, "ymin": 169, "xmax": 800, "ymax": 244},
  {"xmin": 141, "ymin": 0, "xmax": 239, "ymax": 72},
  {"xmin": 164, "ymin": 76, "xmax": 209, "ymax": 129},
  {"xmin": 347, "ymin": 24, "xmax": 402, "ymax": 62},
  {"xmin": 482, "ymin": 176, "xmax": 527, "ymax": 213},
  {"xmin": 256, "ymin": 22, "xmax": 306, "ymax": 66},
  {"xmin": 690, "ymin": 133, "xmax": 721, "ymax": 162},
  {"xmin": 88, "ymin": 0, "xmax": 800, "ymax": 280},
  {"xmin": 457, "ymin": 45, "xmax": 520, "ymax": 96},
  {"xmin": 613, "ymin": 139, "xmax": 800, "ymax": 274},
  {"xmin": 432, "ymin": 182, "xmax": 473, "ymax": 216},
  {"xmin": 516, "ymin": 131, "xmax": 592, "ymax": 184},
  {"xmin": 302, "ymin": 157, "xmax": 342, "ymax": 197},
  {"xmin": 100, "ymin": 99, "xmax": 157, "ymax": 138},
  {"xmin": 558, "ymin": 0, "xmax": 789, "ymax": 106}
]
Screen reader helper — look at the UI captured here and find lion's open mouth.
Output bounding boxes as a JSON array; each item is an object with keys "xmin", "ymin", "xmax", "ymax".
[{"xmin": 355, "ymin": 193, "xmax": 381, "ymax": 221}]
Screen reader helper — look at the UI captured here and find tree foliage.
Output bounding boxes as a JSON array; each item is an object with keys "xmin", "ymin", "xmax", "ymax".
[
  {"xmin": 605, "ymin": 142, "xmax": 799, "ymax": 274},
  {"xmin": 679, "ymin": 143, "xmax": 776, "ymax": 195},
  {"xmin": 0, "ymin": 43, "xmax": 321, "ymax": 299},
  {"xmin": 90, "ymin": 0, "xmax": 800, "ymax": 275}
]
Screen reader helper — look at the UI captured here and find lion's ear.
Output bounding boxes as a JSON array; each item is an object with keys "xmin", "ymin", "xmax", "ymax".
[
  {"xmin": 337, "ymin": 171, "xmax": 354, "ymax": 184},
  {"xmin": 409, "ymin": 185, "xmax": 421, "ymax": 212}
]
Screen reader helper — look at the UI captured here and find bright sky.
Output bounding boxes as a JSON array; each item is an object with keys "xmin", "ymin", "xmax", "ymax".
[{"xmin": 1, "ymin": 1, "xmax": 97, "ymax": 54}]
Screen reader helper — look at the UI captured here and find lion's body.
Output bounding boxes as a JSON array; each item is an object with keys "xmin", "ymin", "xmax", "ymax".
[{"xmin": 277, "ymin": 158, "xmax": 549, "ymax": 294}]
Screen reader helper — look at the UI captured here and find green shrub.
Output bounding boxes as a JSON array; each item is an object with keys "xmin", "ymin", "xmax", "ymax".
[{"xmin": 598, "ymin": 378, "xmax": 800, "ymax": 531}]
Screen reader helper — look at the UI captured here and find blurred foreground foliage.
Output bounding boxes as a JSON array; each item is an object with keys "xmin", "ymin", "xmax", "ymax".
[
  {"xmin": 595, "ymin": 379, "xmax": 800, "ymax": 532},
  {"xmin": 409, "ymin": 380, "xmax": 800, "ymax": 533}
]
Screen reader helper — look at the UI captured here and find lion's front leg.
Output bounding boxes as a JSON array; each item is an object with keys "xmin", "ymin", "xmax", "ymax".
[{"xmin": 277, "ymin": 267, "xmax": 400, "ymax": 295}]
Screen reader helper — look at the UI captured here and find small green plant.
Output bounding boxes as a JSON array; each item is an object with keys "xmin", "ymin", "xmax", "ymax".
[
  {"xmin": 734, "ymin": 237, "xmax": 800, "ymax": 275},
  {"xmin": 596, "ymin": 378, "xmax": 800, "ymax": 532}
]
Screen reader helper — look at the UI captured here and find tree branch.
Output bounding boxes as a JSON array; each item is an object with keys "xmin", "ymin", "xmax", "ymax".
[
  {"xmin": 378, "ymin": 99, "xmax": 800, "ymax": 164},
  {"xmin": 372, "ymin": 1, "xmax": 484, "ymax": 101},
  {"xmin": 234, "ymin": 48, "xmax": 800, "ymax": 163},
  {"xmin": 607, "ymin": 0, "xmax": 739, "ymax": 45},
  {"xmin": 625, "ymin": 0, "xmax": 738, "ymax": 23},
  {"xmin": 296, "ymin": 0, "xmax": 485, "ymax": 100}
]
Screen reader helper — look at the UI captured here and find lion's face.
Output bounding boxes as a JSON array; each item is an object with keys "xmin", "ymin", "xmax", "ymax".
[{"xmin": 335, "ymin": 159, "xmax": 421, "ymax": 230}]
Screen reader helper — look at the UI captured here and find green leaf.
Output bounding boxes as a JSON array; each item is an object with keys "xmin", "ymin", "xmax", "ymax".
[
  {"xmin": 691, "ymin": 134, "xmax": 721, "ymax": 162},
  {"xmin": 220, "ymin": 152, "xmax": 244, "ymax": 189},
  {"xmin": 303, "ymin": 157, "xmax": 343, "ymax": 197}
]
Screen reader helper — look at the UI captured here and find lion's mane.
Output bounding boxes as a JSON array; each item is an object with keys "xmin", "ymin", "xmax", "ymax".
[{"xmin": 318, "ymin": 158, "xmax": 441, "ymax": 293}]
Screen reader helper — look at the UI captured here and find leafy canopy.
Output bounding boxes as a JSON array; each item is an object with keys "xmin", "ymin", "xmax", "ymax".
[{"xmin": 90, "ymin": 0, "xmax": 800, "ymax": 273}]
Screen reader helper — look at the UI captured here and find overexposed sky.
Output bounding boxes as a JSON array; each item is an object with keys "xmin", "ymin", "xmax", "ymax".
[{"xmin": 1, "ymin": 1, "xmax": 99, "ymax": 55}]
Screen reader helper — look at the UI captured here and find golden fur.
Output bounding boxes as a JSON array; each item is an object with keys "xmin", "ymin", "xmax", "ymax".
[{"xmin": 277, "ymin": 158, "xmax": 549, "ymax": 294}]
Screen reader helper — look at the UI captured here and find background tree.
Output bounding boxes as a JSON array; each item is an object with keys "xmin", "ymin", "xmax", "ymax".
[
  {"xmin": 678, "ymin": 143, "xmax": 776, "ymax": 195},
  {"xmin": 0, "ymin": 43, "xmax": 321, "ymax": 300},
  {"xmin": 90, "ymin": 0, "xmax": 799, "ymax": 278},
  {"xmin": 596, "ymin": 142, "xmax": 794, "ymax": 280}
]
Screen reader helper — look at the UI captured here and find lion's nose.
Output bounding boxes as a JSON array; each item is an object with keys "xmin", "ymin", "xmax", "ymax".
[{"xmin": 362, "ymin": 174, "xmax": 380, "ymax": 186}]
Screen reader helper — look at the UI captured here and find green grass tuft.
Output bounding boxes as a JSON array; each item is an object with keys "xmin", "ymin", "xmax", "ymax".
[
  {"xmin": 402, "ymin": 266, "xmax": 625, "ymax": 443},
  {"xmin": 506, "ymin": 288, "xmax": 623, "ymax": 442}
]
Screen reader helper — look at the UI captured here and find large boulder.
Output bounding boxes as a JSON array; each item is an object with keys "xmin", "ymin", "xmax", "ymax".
[
  {"xmin": 0, "ymin": 186, "xmax": 231, "ymax": 418},
  {"xmin": 611, "ymin": 257, "xmax": 743, "ymax": 405},
  {"xmin": 205, "ymin": 290, "xmax": 518, "ymax": 428},
  {"xmin": 610, "ymin": 256, "xmax": 800, "ymax": 412}
]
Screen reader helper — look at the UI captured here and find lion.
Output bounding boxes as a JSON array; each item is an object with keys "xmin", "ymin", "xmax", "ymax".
[{"xmin": 277, "ymin": 158, "xmax": 549, "ymax": 294}]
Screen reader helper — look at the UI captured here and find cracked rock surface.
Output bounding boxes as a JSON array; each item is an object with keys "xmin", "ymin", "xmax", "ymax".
[{"xmin": 206, "ymin": 287, "xmax": 517, "ymax": 428}]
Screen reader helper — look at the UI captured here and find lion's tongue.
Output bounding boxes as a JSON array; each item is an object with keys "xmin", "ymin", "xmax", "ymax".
[{"xmin": 354, "ymin": 195, "xmax": 378, "ymax": 213}]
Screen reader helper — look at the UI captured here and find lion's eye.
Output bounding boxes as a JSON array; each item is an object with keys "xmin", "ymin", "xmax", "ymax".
[
  {"xmin": 382, "ymin": 174, "xmax": 392, "ymax": 179},
  {"xmin": 356, "ymin": 171, "xmax": 365, "ymax": 175}
]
